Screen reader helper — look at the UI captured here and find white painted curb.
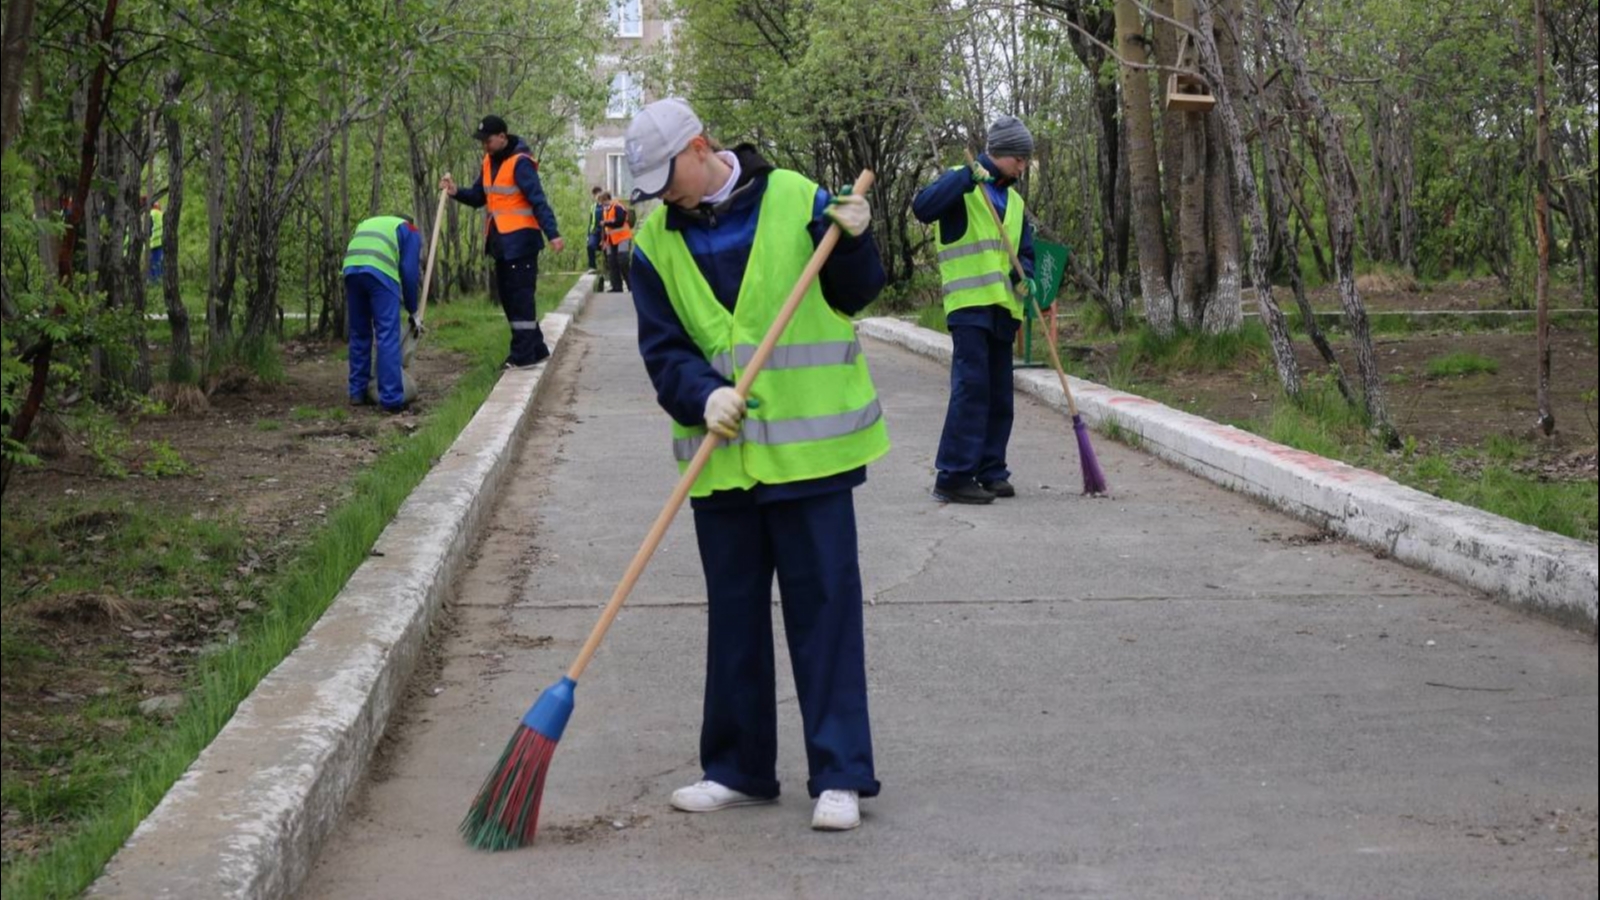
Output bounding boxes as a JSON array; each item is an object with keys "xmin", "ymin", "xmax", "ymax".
[
  {"xmin": 89, "ymin": 279, "xmax": 593, "ymax": 900},
  {"xmin": 858, "ymin": 317, "xmax": 1598, "ymax": 632}
]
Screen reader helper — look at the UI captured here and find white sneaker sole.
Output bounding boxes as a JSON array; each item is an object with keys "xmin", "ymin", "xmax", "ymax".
[
  {"xmin": 811, "ymin": 815, "xmax": 861, "ymax": 831},
  {"xmin": 670, "ymin": 795, "xmax": 774, "ymax": 814}
]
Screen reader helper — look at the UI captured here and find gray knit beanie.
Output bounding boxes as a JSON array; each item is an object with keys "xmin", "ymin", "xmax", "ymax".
[{"xmin": 987, "ymin": 116, "xmax": 1035, "ymax": 158}]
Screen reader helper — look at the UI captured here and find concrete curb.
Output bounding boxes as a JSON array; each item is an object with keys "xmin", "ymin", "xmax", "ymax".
[
  {"xmin": 88, "ymin": 280, "xmax": 593, "ymax": 900},
  {"xmin": 857, "ymin": 317, "xmax": 1598, "ymax": 632}
]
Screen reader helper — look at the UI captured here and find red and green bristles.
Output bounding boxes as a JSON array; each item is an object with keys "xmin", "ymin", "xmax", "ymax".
[{"xmin": 460, "ymin": 676, "xmax": 576, "ymax": 851}]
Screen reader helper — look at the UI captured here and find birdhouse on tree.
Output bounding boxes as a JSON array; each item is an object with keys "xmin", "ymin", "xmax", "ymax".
[{"xmin": 1165, "ymin": 33, "xmax": 1217, "ymax": 113}]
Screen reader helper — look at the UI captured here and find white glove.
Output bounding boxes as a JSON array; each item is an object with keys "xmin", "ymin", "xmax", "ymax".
[
  {"xmin": 824, "ymin": 193, "xmax": 871, "ymax": 238},
  {"xmin": 703, "ymin": 387, "xmax": 746, "ymax": 440}
]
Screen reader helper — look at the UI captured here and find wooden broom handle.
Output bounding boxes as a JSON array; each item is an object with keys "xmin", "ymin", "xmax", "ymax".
[
  {"xmin": 416, "ymin": 181, "xmax": 449, "ymax": 326},
  {"xmin": 963, "ymin": 150, "xmax": 1080, "ymax": 417},
  {"xmin": 567, "ymin": 168, "xmax": 877, "ymax": 681}
]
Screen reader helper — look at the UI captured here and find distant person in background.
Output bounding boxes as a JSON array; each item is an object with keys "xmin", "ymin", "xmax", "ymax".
[
  {"xmin": 147, "ymin": 200, "xmax": 166, "ymax": 284},
  {"xmin": 441, "ymin": 114, "xmax": 565, "ymax": 370},
  {"xmin": 342, "ymin": 214, "xmax": 421, "ymax": 412},
  {"xmin": 587, "ymin": 185, "xmax": 605, "ymax": 275},
  {"xmin": 599, "ymin": 190, "xmax": 633, "ymax": 293},
  {"xmin": 912, "ymin": 115, "xmax": 1038, "ymax": 505}
]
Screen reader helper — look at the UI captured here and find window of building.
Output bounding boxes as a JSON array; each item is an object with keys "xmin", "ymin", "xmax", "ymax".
[
  {"xmin": 606, "ymin": 71, "xmax": 641, "ymax": 119},
  {"xmin": 613, "ymin": 0, "xmax": 642, "ymax": 38},
  {"xmin": 606, "ymin": 153, "xmax": 634, "ymax": 200}
]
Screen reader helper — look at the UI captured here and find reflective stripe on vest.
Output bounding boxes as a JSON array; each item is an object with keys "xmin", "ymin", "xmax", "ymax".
[
  {"xmin": 483, "ymin": 152, "xmax": 540, "ymax": 234},
  {"xmin": 707, "ymin": 339, "xmax": 863, "ymax": 378},
  {"xmin": 633, "ymin": 169, "xmax": 890, "ymax": 497},
  {"xmin": 671, "ymin": 397, "xmax": 884, "ymax": 461},
  {"xmin": 341, "ymin": 215, "xmax": 405, "ymax": 283},
  {"xmin": 937, "ymin": 169, "xmax": 1024, "ymax": 321}
]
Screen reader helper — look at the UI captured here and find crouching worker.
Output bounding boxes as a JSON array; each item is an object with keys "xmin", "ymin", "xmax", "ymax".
[
  {"xmin": 625, "ymin": 98, "xmax": 889, "ymax": 831},
  {"xmin": 343, "ymin": 214, "xmax": 421, "ymax": 412}
]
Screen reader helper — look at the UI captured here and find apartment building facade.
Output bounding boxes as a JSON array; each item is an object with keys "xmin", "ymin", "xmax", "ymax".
[{"xmin": 578, "ymin": 0, "xmax": 673, "ymax": 202}]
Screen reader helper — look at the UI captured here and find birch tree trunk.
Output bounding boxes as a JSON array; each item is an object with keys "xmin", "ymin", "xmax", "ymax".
[
  {"xmin": 160, "ymin": 71, "xmax": 194, "ymax": 381},
  {"xmin": 1113, "ymin": 0, "xmax": 1175, "ymax": 337},
  {"xmin": 1272, "ymin": 0, "xmax": 1393, "ymax": 442},
  {"xmin": 1192, "ymin": 0, "xmax": 1300, "ymax": 396},
  {"xmin": 1532, "ymin": 0, "xmax": 1554, "ymax": 435}
]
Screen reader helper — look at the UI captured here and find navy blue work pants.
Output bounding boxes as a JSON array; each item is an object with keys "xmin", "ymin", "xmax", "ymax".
[
  {"xmin": 495, "ymin": 254, "xmax": 549, "ymax": 366},
  {"xmin": 935, "ymin": 323, "xmax": 1015, "ymax": 488},
  {"xmin": 693, "ymin": 489, "xmax": 880, "ymax": 800},
  {"xmin": 345, "ymin": 272, "xmax": 405, "ymax": 410}
]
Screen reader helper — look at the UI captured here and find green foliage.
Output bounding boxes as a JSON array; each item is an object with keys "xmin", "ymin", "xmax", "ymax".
[
  {"xmin": 233, "ymin": 338, "xmax": 285, "ymax": 385},
  {"xmin": 915, "ymin": 303, "xmax": 949, "ymax": 334},
  {"xmin": 2, "ymin": 154, "xmax": 143, "ymax": 480},
  {"xmin": 1124, "ymin": 323, "xmax": 1271, "ymax": 374},
  {"xmin": 1424, "ymin": 351, "xmax": 1499, "ymax": 378},
  {"xmin": 1400, "ymin": 439, "xmax": 1599, "ymax": 542},
  {"xmin": 1103, "ymin": 415, "xmax": 1143, "ymax": 450},
  {"xmin": 1256, "ymin": 377, "xmax": 1596, "ymax": 542},
  {"xmin": 141, "ymin": 440, "xmax": 197, "ymax": 478},
  {"xmin": 1, "ymin": 504, "xmax": 246, "ymax": 611},
  {"xmin": 83, "ymin": 414, "xmax": 133, "ymax": 480},
  {"xmin": 1264, "ymin": 375, "xmax": 1373, "ymax": 458}
]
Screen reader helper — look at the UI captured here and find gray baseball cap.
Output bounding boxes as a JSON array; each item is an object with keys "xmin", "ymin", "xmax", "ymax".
[{"xmin": 625, "ymin": 98, "xmax": 703, "ymax": 202}]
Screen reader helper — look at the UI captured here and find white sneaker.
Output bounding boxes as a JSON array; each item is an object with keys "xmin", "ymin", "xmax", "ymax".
[
  {"xmin": 670, "ymin": 780, "xmax": 773, "ymax": 813},
  {"xmin": 811, "ymin": 790, "xmax": 861, "ymax": 831}
]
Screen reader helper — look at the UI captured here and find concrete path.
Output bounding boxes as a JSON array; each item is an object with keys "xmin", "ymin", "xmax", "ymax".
[{"xmin": 301, "ymin": 293, "xmax": 1598, "ymax": 900}]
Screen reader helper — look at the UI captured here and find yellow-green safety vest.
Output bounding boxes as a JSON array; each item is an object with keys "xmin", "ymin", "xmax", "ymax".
[
  {"xmin": 632, "ymin": 169, "xmax": 890, "ymax": 498},
  {"xmin": 342, "ymin": 216, "xmax": 405, "ymax": 283},
  {"xmin": 936, "ymin": 169, "xmax": 1024, "ymax": 321},
  {"xmin": 149, "ymin": 208, "xmax": 164, "ymax": 251}
]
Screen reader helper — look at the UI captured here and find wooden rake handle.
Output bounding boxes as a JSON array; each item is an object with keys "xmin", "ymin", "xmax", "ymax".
[
  {"xmin": 963, "ymin": 150, "xmax": 1080, "ymax": 418},
  {"xmin": 566, "ymin": 168, "xmax": 877, "ymax": 681},
  {"xmin": 416, "ymin": 180, "xmax": 450, "ymax": 327}
]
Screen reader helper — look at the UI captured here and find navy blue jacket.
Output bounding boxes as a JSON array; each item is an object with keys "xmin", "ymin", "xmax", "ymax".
[
  {"xmin": 913, "ymin": 153, "xmax": 1035, "ymax": 334},
  {"xmin": 344, "ymin": 220, "xmax": 422, "ymax": 315},
  {"xmin": 631, "ymin": 145, "xmax": 887, "ymax": 508},
  {"xmin": 450, "ymin": 135, "xmax": 561, "ymax": 261}
]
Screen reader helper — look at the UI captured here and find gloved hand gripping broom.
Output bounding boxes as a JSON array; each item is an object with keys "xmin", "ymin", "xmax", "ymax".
[{"xmin": 460, "ymin": 169, "xmax": 878, "ymax": 851}]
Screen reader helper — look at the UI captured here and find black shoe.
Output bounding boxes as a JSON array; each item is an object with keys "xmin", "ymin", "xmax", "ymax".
[
  {"xmin": 932, "ymin": 481, "xmax": 996, "ymax": 504},
  {"xmin": 980, "ymin": 479, "xmax": 1016, "ymax": 498},
  {"xmin": 502, "ymin": 344, "xmax": 553, "ymax": 369},
  {"xmin": 350, "ymin": 394, "xmax": 376, "ymax": 407}
]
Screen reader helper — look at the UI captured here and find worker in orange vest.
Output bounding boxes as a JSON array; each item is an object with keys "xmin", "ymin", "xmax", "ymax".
[
  {"xmin": 440, "ymin": 115, "xmax": 565, "ymax": 369},
  {"xmin": 598, "ymin": 191, "xmax": 633, "ymax": 293}
]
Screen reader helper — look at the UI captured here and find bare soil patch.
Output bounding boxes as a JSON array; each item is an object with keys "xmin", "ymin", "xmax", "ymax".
[{"xmin": 0, "ymin": 337, "xmax": 470, "ymax": 863}]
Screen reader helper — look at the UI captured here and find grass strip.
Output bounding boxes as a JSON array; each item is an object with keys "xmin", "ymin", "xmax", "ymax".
[{"xmin": 1, "ymin": 276, "xmax": 576, "ymax": 899}]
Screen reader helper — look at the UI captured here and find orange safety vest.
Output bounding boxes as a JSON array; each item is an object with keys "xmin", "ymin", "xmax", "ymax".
[
  {"xmin": 604, "ymin": 201, "xmax": 633, "ymax": 245},
  {"xmin": 482, "ymin": 152, "xmax": 541, "ymax": 235}
]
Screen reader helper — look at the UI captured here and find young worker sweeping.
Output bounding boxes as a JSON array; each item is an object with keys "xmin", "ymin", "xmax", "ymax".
[
  {"xmin": 912, "ymin": 116, "xmax": 1039, "ymax": 504},
  {"xmin": 627, "ymin": 98, "xmax": 889, "ymax": 831}
]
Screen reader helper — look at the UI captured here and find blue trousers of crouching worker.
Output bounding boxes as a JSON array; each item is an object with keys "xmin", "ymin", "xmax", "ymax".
[{"xmin": 345, "ymin": 272, "xmax": 405, "ymax": 410}]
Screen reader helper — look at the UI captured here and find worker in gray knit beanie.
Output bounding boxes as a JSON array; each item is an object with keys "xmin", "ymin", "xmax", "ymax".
[{"xmin": 986, "ymin": 116, "xmax": 1034, "ymax": 158}]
